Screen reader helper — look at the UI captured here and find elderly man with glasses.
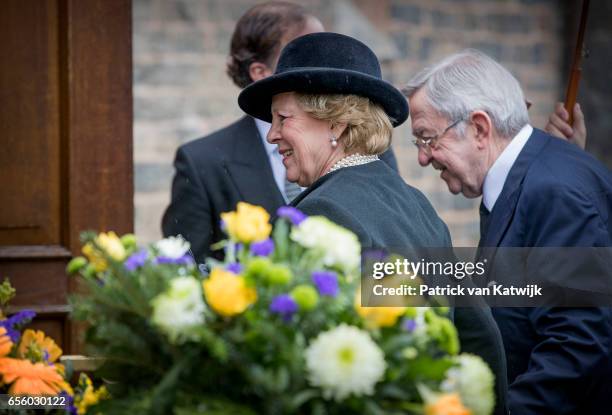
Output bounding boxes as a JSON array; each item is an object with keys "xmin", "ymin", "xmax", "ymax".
[{"xmin": 403, "ymin": 49, "xmax": 612, "ymax": 415}]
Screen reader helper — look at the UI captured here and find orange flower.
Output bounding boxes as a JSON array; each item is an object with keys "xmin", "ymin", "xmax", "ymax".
[
  {"xmin": 0, "ymin": 326, "xmax": 13, "ymax": 357},
  {"xmin": 18, "ymin": 329, "xmax": 62, "ymax": 363},
  {"xmin": 0, "ymin": 358, "xmax": 69, "ymax": 395},
  {"xmin": 425, "ymin": 393, "xmax": 472, "ymax": 415}
]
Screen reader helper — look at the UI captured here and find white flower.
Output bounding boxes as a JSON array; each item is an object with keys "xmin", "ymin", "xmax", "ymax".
[
  {"xmin": 155, "ymin": 236, "xmax": 190, "ymax": 258},
  {"xmin": 305, "ymin": 324, "xmax": 386, "ymax": 401},
  {"xmin": 151, "ymin": 276, "xmax": 205, "ymax": 343},
  {"xmin": 441, "ymin": 353, "xmax": 495, "ymax": 415},
  {"xmin": 412, "ymin": 306, "xmax": 430, "ymax": 346},
  {"xmin": 291, "ymin": 216, "xmax": 360, "ymax": 272}
]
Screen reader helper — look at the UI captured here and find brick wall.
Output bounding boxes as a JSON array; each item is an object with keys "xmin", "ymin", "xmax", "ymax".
[{"xmin": 133, "ymin": 0, "xmax": 564, "ymax": 246}]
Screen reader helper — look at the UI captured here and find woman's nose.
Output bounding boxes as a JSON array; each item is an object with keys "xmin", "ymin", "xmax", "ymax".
[{"xmin": 267, "ymin": 124, "xmax": 280, "ymax": 144}]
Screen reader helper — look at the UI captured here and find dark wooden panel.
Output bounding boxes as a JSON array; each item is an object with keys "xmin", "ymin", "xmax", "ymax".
[
  {"xmin": 0, "ymin": 0, "xmax": 62, "ymax": 246},
  {"xmin": 0, "ymin": 259, "xmax": 70, "ymax": 307},
  {"xmin": 0, "ymin": 258, "xmax": 71, "ymax": 349},
  {"xmin": 64, "ymin": 0, "xmax": 133, "ymax": 353},
  {"xmin": 66, "ymin": 0, "xmax": 134, "ymax": 255}
]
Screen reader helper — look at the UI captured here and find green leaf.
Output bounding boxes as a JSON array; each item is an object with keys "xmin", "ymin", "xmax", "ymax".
[
  {"xmin": 289, "ymin": 389, "xmax": 320, "ymax": 409},
  {"xmin": 149, "ymin": 350, "xmax": 197, "ymax": 415},
  {"xmin": 272, "ymin": 219, "xmax": 290, "ymax": 260},
  {"xmin": 407, "ymin": 356, "xmax": 454, "ymax": 381},
  {"xmin": 0, "ymin": 278, "xmax": 16, "ymax": 309}
]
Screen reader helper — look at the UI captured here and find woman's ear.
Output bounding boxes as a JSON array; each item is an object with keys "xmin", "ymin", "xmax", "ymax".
[{"xmin": 331, "ymin": 122, "xmax": 348, "ymax": 140}]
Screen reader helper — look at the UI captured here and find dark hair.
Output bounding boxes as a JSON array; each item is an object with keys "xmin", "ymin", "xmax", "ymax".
[{"xmin": 227, "ymin": 2, "xmax": 311, "ymax": 88}]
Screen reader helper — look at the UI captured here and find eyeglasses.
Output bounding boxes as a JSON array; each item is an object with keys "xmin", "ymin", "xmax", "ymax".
[{"xmin": 412, "ymin": 119, "xmax": 463, "ymax": 152}]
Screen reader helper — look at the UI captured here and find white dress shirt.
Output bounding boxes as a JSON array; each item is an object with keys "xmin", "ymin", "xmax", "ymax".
[
  {"xmin": 254, "ymin": 118, "xmax": 298, "ymax": 203},
  {"xmin": 482, "ymin": 124, "xmax": 533, "ymax": 211}
]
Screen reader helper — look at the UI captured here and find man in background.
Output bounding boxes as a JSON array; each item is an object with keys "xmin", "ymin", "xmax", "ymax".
[{"xmin": 404, "ymin": 49, "xmax": 612, "ymax": 414}]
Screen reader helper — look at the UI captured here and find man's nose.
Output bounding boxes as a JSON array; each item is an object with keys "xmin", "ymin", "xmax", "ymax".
[{"xmin": 417, "ymin": 147, "xmax": 432, "ymax": 167}]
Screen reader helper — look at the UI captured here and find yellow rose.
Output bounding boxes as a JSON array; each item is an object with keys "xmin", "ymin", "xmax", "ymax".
[
  {"xmin": 203, "ymin": 268, "xmax": 257, "ymax": 317},
  {"xmin": 220, "ymin": 202, "xmax": 271, "ymax": 243},
  {"xmin": 354, "ymin": 290, "xmax": 405, "ymax": 328},
  {"xmin": 82, "ymin": 231, "xmax": 127, "ymax": 272},
  {"xmin": 425, "ymin": 393, "xmax": 472, "ymax": 415}
]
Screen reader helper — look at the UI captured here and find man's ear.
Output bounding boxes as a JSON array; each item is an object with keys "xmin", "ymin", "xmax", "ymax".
[
  {"xmin": 249, "ymin": 62, "xmax": 273, "ymax": 82},
  {"xmin": 470, "ymin": 110, "xmax": 492, "ymax": 149}
]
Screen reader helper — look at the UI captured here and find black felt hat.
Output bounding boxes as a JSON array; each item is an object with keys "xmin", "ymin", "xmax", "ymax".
[{"xmin": 238, "ymin": 32, "xmax": 408, "ymax": 127}]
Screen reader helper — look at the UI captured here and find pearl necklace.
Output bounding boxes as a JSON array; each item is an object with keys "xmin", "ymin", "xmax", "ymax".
[{"xmin": 328, "ymin": 153, "xmax": 379, "ymax": 173}]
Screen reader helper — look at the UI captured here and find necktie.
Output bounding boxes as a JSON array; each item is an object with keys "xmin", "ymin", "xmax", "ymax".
[
  {"xmin": 284, "ymin": 178, "xmax": 302, "ymax": 203},
  {"xmin": 479, "ymin": 202, "xmax": 491, "ymax": 242}
]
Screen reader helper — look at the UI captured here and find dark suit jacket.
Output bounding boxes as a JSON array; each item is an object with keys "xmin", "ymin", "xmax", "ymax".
[
  {"xmin": 162, "ymin": 116, "xmax": 399, "ymax": 263},
  {"xmin": 292, "ymin": 161, "xmax": 509, "ymax": 415},
  {"xmin": 480, "ymin": 128, "xmax": 612, "ymax": 415}
]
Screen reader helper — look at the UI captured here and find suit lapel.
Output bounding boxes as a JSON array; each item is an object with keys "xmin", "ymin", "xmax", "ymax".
[
  {"xmin": 479, "ymin": 129, "xmax": 551, "ymax": 247},
  {"xmin": 223, "ymin": 117, "xmax": 285, "ymax": 213}
]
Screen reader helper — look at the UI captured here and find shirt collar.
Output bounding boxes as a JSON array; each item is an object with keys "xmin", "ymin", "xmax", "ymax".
[
  {"xmin": 482, "ymin": 124, "xmax": 533, "ymax": 211},
  {"xmin": 254, "ymin": 118, "xmax": 276, "ymax": 155}
]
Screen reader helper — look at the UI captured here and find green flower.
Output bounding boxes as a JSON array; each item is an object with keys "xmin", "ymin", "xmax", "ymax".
[
  {"xmin": 266, "ymin": 264, "xmax": 293, "ymax": 285},
  {"xmin": 244, "ymin": 257, "xmax": 272, "ymax": 286},
  {"xmin": 66, "ymin": 256, "xmax": 88, "ymax": 274},
  {"xmin": 425, "ymin": 309, "xmax": 459, "ymax": 355},
  {"xmin": 120, "ymin": 233, "xmax": 138, "ymax": 251},
  {"xmin": 291, "ymin": 285, "xmax": 319, "ymax": 311},
  {"xmin": 245, "ymin": 257, "xmax": 272, "ymax": 277}
]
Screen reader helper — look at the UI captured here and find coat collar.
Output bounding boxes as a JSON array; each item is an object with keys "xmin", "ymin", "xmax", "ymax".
[
  {"xmin": 289, "ymin": 168, "xmax": 341, "ymax": 207},
  {"xmin": 479, "ymin": 128, "xmax": 552, "ymax": 247}
]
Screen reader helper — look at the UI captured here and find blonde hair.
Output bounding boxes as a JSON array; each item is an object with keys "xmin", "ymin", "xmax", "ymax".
[{"xmin": 295, "ymin": 93, "xmax": 393, "ymax": 154}]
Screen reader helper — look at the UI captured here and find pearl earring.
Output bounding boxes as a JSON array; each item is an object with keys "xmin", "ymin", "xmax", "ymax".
[{"xmin": 330, "ymin": 132, "xmax": 338, "ymax": 148}]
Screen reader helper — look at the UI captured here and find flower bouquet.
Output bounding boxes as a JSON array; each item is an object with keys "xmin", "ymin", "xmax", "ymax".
[
  {"xmin": 68, "ymin": 203, "xmax": 494, "ymax": 414},
  {"xmin": 0, "ymin": 279, "xmax": 106, "ymax": 414}
]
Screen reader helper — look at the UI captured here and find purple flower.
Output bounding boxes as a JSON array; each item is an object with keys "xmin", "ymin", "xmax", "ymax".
[
  {"xmin": 155, "ymin": 254, "xmax": 194, "ymax": 266},
  {"xmin": 311, "ymin": 271, "xmax": 339, "ymax": 297},
  {"xmin": 277, "ymin": 206, "xmax": 307, "ymax": 226},
  {"xmin": 0, "ymin": 310, "xmax": 36, "ymax": 343},
  {"xmin": 0, "ymin": 323, "xmax": 20, "ymax": 343},
  {"xmin": 125, "ymin": 248, "xmax": 148, "ymax": 271},
  {"xmin": 402, "ymin": 318, "xmax": 417, "ymax": 332},
  {"xmin": 269, "ymin": 294, "xmax": 298, "ymax": 322},
  {"xmin": 363, "ymin": 249, "xmax": 389, "ymax": 262},
  {"xmin": 226, "ymin": 262, "xmax": 243, "ymax": 274},
  {"xmin": 59, "ymin": 391, "xmax": 77, "ymax": 414},
  {"xmin": 250, "ymin": 238, "xmax": 274, "ymax": 257},
  {"xmin": 6, "ymin": 309, "xmax": 36, "ymax": 326}
]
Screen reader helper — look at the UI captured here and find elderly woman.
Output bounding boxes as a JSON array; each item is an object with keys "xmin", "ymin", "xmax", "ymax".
[
  {"xmin": 238, "ymin": 32, "xmax": 448, "ymax": 249},
  {"xmin": 239, "ymin": 33, "xmax": 509, "ymax": 415}
]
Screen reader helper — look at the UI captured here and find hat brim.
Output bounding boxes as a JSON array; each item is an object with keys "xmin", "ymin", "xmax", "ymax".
[{"xmin": 238, "ymin": 68, "xmax": 409, "ymax": 127}]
